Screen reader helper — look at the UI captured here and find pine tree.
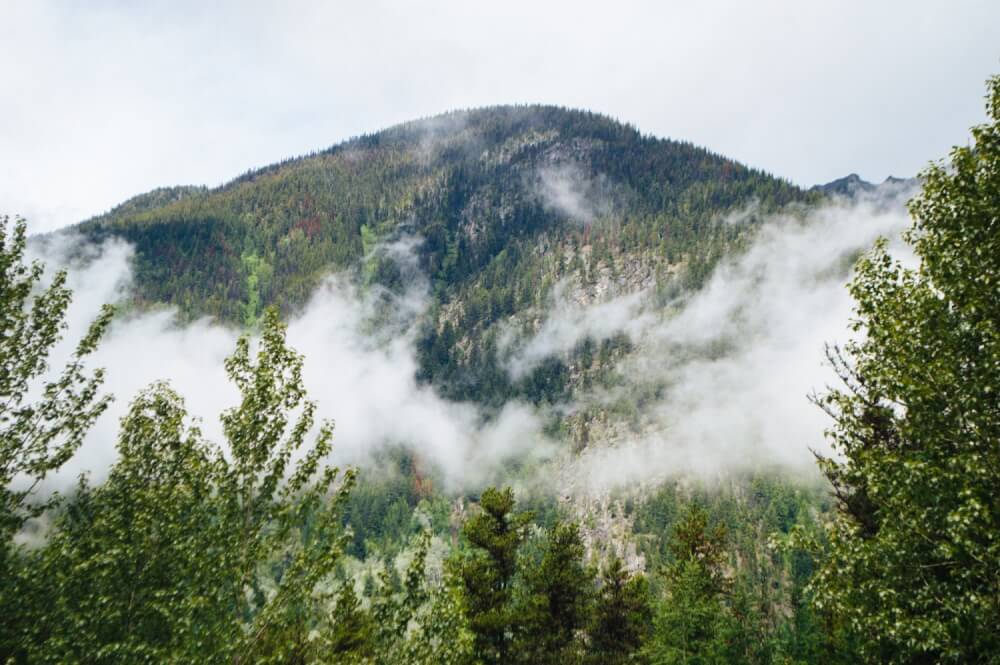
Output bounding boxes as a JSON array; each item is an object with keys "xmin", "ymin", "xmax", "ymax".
[
  {"xmin": 588, "ymin": 556, "xmax": 652, "ymax": 665},
  {"xmin": 647, "ymin": 506, "xmax": 729, "ymax": 665},
  {"xmin": 326, "ymin": 584, "xmax": 375, "ymax": 663},
  {"xmin": 514, "ymin": 521, "xmax": 594, "ymax": 665},
  {"xmin": 453, "ymin": 486, "xmax": 532, "ymax": 664}
]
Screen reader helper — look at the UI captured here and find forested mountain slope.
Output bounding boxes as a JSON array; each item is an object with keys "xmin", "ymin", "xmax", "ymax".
[{"xmin": 76, "ymin": 105, "xmax": 814, "ymax": 406}]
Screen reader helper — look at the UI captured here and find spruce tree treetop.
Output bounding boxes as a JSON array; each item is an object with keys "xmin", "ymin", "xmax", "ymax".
[{"xmin": 454, "ymin": 486, "xmax": 532, "ymax": 665}]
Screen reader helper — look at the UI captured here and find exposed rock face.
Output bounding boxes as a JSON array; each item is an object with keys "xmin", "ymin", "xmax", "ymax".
[
  {"xmin": 813, "ymin": 173, "xmax": 877, "ymax": 196},
  {"xmin": 571, "ymin": 494, "xmax": 646, "ymax": 572}
]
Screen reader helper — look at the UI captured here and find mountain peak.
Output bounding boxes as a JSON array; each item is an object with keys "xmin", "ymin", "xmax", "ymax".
[
  {"xmin": 76, "ymin": 106, "xmax": 810, "ymax": 325},
  {"xmin": 813, "ymin": 173, "xmax": 918, "ymax": 198}
]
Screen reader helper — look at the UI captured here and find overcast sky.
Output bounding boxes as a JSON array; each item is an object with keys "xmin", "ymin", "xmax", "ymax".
[{"xmin": 2, "ymin": 0, "xmax": 998, "ymax": 233}]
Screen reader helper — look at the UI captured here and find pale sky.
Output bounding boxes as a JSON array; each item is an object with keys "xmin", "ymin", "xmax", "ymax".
[{"xmin": 2, "ymin": 0, "xmax": 998, "ymax": 233}]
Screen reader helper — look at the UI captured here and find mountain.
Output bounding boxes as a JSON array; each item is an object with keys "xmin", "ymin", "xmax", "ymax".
[
  {"xmin": 78, "ymin": 106, "xmax": 810, "ymax": 319},
  {"xmin": 74, "ymin": 106, "xmax": 815, "ymax": 406},
  {"xmin": 813, "ymin": 173, "xmax": 917, "ymax": 197},
  {"xmin": 16, "ymin": 108, "xmax": 900, "ymax": 659}
]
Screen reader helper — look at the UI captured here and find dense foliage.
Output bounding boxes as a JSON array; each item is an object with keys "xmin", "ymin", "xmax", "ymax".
[
  {"xmin": 4, "ymin": 308, "xmax": 357, "ymax": 662},
  {"xmin": 0, "ymin": 215, "xmax": 114, "ymax": 541},
  {"xmin": 805, "ymin": 75, "xmax": 1000, "ymax": 663},
  {"xmin": 0, "ymin": 240, "xmax": 842, "ymax": 662}
]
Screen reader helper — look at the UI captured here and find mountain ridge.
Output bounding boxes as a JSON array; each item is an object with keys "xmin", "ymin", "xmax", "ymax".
[
  {"xmin": 65, "ymin": 105, "xmax": 828, "ymax": 409},
  {"xmin": 812, "ymin": 172, "xmax": 917, "ymax": 197},
  {"xmin": 74, "ymin": 105, "xmax": 813, "ymax": 322}
]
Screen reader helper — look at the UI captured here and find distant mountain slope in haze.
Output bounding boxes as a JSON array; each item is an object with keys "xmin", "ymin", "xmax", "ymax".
[{"xmin": 813, "ymin": 173, "xmax": 916, "ymax": 197}]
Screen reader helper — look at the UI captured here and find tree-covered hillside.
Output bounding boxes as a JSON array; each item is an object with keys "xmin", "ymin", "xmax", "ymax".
[
  {"xmin": 80, "ymin": 106, "xmax": 807, "ymax": 321},
  {"xmin": 75, "ymin": 105, "xmax": 814, "ymax": 407}
]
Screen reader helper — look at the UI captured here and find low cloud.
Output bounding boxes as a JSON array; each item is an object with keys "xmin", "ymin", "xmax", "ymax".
[
  {"xmin": 533, "ymin": 163, "xmax": 611, "ymax": 225},
  {"xmin": 286, "ymin": 273, "xmax": 548, "ymax": 484},
  {"xmin": 513, "ymin": 187, "xmax": 920, "ymax": 492},
  {"xmin": 26, "ymin": 235, "xmax": 549, "ymax": 492},
  {"xmin": 503, "ymin": 281, "xmax": 652, "ymax": 380},
  {"xmin": 22, "ymin": 183, "xmax": 920, "ymax": 498}
]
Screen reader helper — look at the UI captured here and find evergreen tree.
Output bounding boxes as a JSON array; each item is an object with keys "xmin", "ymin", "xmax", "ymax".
[
  {"xmin": 647, "ymin": 506, "xmax": 729, "ymax": 665},
  {"xmin": 453, "ymin": 486, "xmax": 532, "ymax": 664},
  {"xmin": 325, "ymin": 584, "xmax": 375, "ymax": 664},
  {"xmin": 514, "ymin": 521, "xmax": 594, "ymax": 665},
  {"xmin": 588, "ymin": 556, "xmax": 652, "ymax": 665}
]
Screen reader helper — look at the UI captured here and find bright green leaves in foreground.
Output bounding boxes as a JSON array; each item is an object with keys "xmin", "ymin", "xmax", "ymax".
[
  {"xmin": 7, "ymin": 308, "xmax": 356, "ymax": 663},
  {"xmin": 806, "ymin": 76, "xmax": 1000, "ymax": 663},
  {"xmin": 22, "ymin": 384, "xmax": 226, "ymax": 662},
  {"xmin": 217, "ymin": 308, "xmax": 354, "ymax": 662},
  {"xmin": 0, "ymin": 215, "xmax": 114, "ymax": 541}
]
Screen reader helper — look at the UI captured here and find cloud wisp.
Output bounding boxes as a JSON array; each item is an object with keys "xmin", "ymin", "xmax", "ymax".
[
  {"xmin": 517, "ymin": 187, "xmax": 919, "ymax": 492},
  {"xmin": 533, "ymin": 163, "xmax": 612, "ymax": 225},
  {"xmin": 27, "ymin": 235, "xmax": 549, "ymax": 492},
  {"xmin": 23, "ymin": 183, "xmax": 919, "ymax": 497},
  {"xmin": 503, "ymin": 281, "xmax": 652, "ymax": 380}
]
